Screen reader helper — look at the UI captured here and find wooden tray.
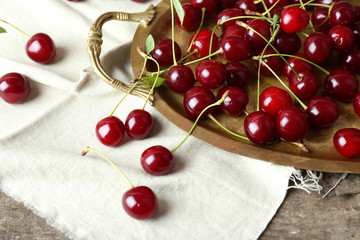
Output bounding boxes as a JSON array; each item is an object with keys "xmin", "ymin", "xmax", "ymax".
[{"xmin": 130, "ymin": 0, "xmax": 360, "ymax": 173}]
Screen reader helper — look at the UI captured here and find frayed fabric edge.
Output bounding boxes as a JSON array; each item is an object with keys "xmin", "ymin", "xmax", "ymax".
[{"xmin": 288, "ymin": 169, "xmax": 323, "ymax": 194}]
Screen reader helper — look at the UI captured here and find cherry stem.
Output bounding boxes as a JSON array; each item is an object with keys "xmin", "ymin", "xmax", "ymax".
[
  {"xmin": 170, "ymin": 0, "xmax": 177, "ymax": 66},
  {"xmin": 142, "ymin": 56, "xmax": 160, "ymax": 110},
  {"xmin": 0, "ymin": 19, "xmax": 31, "ymax": 38},
  {"xmin": 304, "ymin": 3, "xmax": 333, "ymax": 31},
  {"xmin": 261, "ymin": 60, "xmax": 307, "ymax": 110},
  {"xmin": 110, "ymin": 81, "xmax": 139, "ymax": 116},
  {"xmin": 299, "ymin": 0, "xmax": 315, "ymax": 32},
  {"xmin": 187, "ymin": 8, "xmax": 206, "ymax": 53},
  {"xmin": 259, "ymin": 0, "xmax": 271, "ymax": 18},
  {"xmin": 262, "ymin": 0, "xmax": 282, "ymax": 16},
  {"xmin": 208, "ymin": 114, "xmax": 250, "ymax": 141},
  {"xmin": 184, "ymin": 49, "xmax": 222, "ymax": 66},
  {"xmin": 170, "ymin": 90, "xmax": 231, "ymax": 153},
  {"xmin": 82, "ymin": 147, "xmax": 134, "ymax": 188}
]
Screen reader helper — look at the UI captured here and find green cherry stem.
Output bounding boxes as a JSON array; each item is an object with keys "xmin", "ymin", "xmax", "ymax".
[
  {"xmin": 187, "ymin": 8, "xmax": 206, "ymax": 53},
  {"xmin": 142, "ymin": 56, "xmax": 160, "ymax": 110},
  {"xmin": 170, "ymin": 0, "xmax": 177, "ymax": 66},
  {"xmin": 0, "ymin": 19, "xmax": 31, "ymax": 38},
  {"xmin": 171, "ymin": 90, "xmax": 231, "ymax": 153},
  {"xmin": 109, "ymin": 81, "xmax": 139, "ymax": 116},
  {"xmin": 82, "ymin": 147, "xmax": 134, "ymax": 188},
  {"xmin": 184, "ymin": 49, "xmax": 222, "ymax": 66},
  {"xmin": 207, "ymin": 114, "xmax": 250, "ymax": 141},
  {"xmin": 262, "ymin": 0, "xmax": 282, "ymax": 16}
]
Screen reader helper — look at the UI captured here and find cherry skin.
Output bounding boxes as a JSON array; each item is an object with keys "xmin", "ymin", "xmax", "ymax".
[
  {"xmin": 354, "ymin": 92, "xmax": 360, "ymax": 117},
  {"xmin": 353, "ymin": 22, "xmax": 360, "ymax": 44},
  {"xmin": 315, "ymin": 0, "xmax": 338, "ymax": 5},
  {"xmin": 195, "ymin": 59, "xmax": 226, "ymax": 89},
  {"xmin": 304, "ymin": 32, "xmax": 333, "ymax": 64},
  {"xmin": 150, "ymin": 38, "xmax": 181, "ymax": 68},
  {"xmin": 244, "ymin": 111, "xmax": 276, "ymax": 144},
  {"xmin": 222, "ymin": 25, "xmax": 246, "ymax": 39},
  {"xmin": 276, "ymin": 106, "xmax": 309, "ymax": 142},
  {"xmin": 191, "ymin": 0, "xmax": 218, "ymax": 17},
  {"xmin": 324, "ymin": 68, "xmax": 359, "ymax": 102},
  {"xmin": 234, "ymin": 0, "xmax": 259, "ymax": 12},
  {"xmin": 219, "ymin": 0, "xmax": 237, "ymax": 9},
  {"xmin": 125, "ymin": 109, "xmax": 153, "ymax": 140},
  {"xmin": 328, "ymin": 25, "xmax": 355, "ymax": 52},
  {"xmin": 273, "ymin": 31, "xmax": 301, "ymax": 55},
  {"xmin": 166, "ymin": 65, "xmax": 195, "ymax": 94},
  {"xmin": 306, "ymin": 96, "xmax": 340, "ymax": 127},
  {"xmin": 253, "ymin": 48, "xmax": 283, "ymax": 76},
  {"xmin": 311, "ymin": 7, "xmax": 332, "ymax": 34},
  {"xmin": 189, "ymin": 30, "xmax": 219, "ymax": 59},
  {"xmin": 183, "ymin": 86, "xmax": 216, "ymax": 119},
  {"xmin": 175, "ymin": 3, "xmax": 201, "ymax": 31},
  {"xmin": 330, "ymin": 1, "xmax": 356, "ymax": 28},
  {"xmin": 96, "ymin": 116, "xmax": 125, "ymax": 146},
  {"xmin": 216, "ymin": 8, "xmax": 245, "ymax": 30},
  {"xmin": 26, "ymin": 33, "xmax": 56, "ymax": 64},
  {"xmin": 224, "ymin": 62, "xmax": 251, "ymax": 88},
  {"xmin": 264, "ymin": 0, "xmax": 289, "ymax": 8},
  {"xmin": 289, "ymin": 71, "xmax": 319, "ymax": 101},
  {"xmin": 340, "ymin": 47, "xmax": 360, "ymax": 73},
  {"xmin": 122, "ymin": 186, "xmax": 158, "ymax": 220},
  {"xmin": 0, "ymin": 72, "xmax": 30, "ymax": 104},
  {"xmin": 282, "ymin": 53, "xmax": 314, "ymax": 81},
  {"xmin": 220, "ymin": 35, "xmax": 251, "ymax": 62},
  {"xmin": 217, "ymin": 86, "xmax": 248, "ymax": 116},
  {"xmin": 280, "ymin": 6, "xmax": 309, "ymax": 34},
  {"xmin": 333, "ymin": 128, "xmax": 360, "ymax": 158},
  {"xmin": 259, "ymin": 87, "xmax": 292, "ymax": 117},
  {"xmin": 141, "ymin": 145, "xmax": 175, "ymax": 175},
  {"xmin": 245, "ymin": 19, "xmax": 271, "ymax": 49}
]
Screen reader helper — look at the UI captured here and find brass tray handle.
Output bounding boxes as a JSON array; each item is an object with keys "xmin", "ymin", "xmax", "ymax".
[{"xmin": 87, "ymin": 5, "xmax": 156, "ymax": 105}]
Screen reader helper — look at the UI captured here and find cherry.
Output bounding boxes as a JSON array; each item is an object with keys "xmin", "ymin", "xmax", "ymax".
[
  {"xmin": 324, "ymin": 68, "xmax": 359, "ymax": 102},
  {"xmin": 289, "ymin": 71, "xmax": 319, "ymax": 101},
  {"xmin": 253, "ymin": 48, "xmax": 283, "ymax": 76},
  {"xmin": 354, "ymin": 92, "xmax": 360, "ymax": 117},
  {"xmin": 340, "ymin": 46, "xmax": 360, "ymax": 73},
  {"xmin": 191, "ymin": 0, "xmax": 218, "ymax": 17},
  {"xmin": 224, "ymin": 61, "xmax": 251, "ymax": 88},
  {"xmin": 166, "ymin": 65, "xmax": 195, "ymax": 93},
  {"xmin": 125, "ymin": 109, "xmax": 153, "ymax": 140},
  {"xmin": 315, "ymin": 0, "xmax": 338, "ymax": 5},
  {"xmin": 141, "ymin": 145, "xmax": 175, "ymax": 175},
  {"xmin": 219, "ymin": 0, "xmax": 237, "ymax": 9},
  {"xmin": 304, "ymin": 32, "xmax": 333, "ymax": 64},
  {"xmin": 306, "ymin": 96, "xmax": 340, "ymax": 127},
  {"xmin": 244, "ymin": 111, "xmax": 276, "ymax": 144},
  {"xmin": 222, "ymin": 25, "xmax": 246, "ymax": 39},
  {"xmin": 216, "ymin": 8, "xmax": 245, "ymax": 29},
  {"xmin": 264, "ymin": 0, "xmax": 289, "ymax": 8},
  {"xmin": 311, "ymin": 7, "xmax": 332, "ymax": 34},
  {"xmin": 217, "ymin": 86, "xmax": 248, "ymax": 116},
  {"xmin": 189, "ymin": 30, "xmax": 219, "ymax": 59},
  {"xmin": 96, "ymin": 116, "xmax": 125, "ymax": 146},
  {"xmin": 330, "ymin": 1, "xmax": 356, "ymax": 28},
  {"xmin": 195, "ymin": 59, "xmax": 226, "ymax": 89},
  {"xmin": 183, "ymin": 86, "xmax": 216, "ymax": 119},
  {"xmin": 276, "ymin": 106, "xmax": 309, "ymax": 142},
  {"xmin": 352, "ymin": 22, "xmax": 360, "ymax": 44},
  {"xmin": 282, "ymin": 53, "xmax": 314, "ymax": 81},
  {"xmin": 26, "ymin": 33, "xmax": 56, "ymax": 64},
  {"xmin": 175, "ymin": 3, "xmax": 202, "ymax": 31},
  {"xmin": 290, "ymin": 0, "xmax": 312, "ymax": 5},
  {"xmin": 328, "ymin": 25, "xmax": 355, "ymax": 52},
  {"xmin": 273, "ymin": 31, "xmax": 301, "ymax": 55},
  {"xmin": 280, "ymin": 6, "xmax": 309, "ymax": 34},
  {"xmin": 220, "ymin": 35, "xmax": 251, "ymax": 62},
  {"xmin": 0, "ymin": 72, "xmax": 30, "ymax": 104},
  {"xmin": 150, "ymin": 38, "xmax": 181, "ymax": 67},
  {"xmin": 245, "ymin": 19, "xmax": 271, "ymax": 49},
  {"xmin": 259, "ymin": 87, "xmax": 292, "ymax": 117},
  {"xmin": 333, "ymin": 128, "xmax": 360, "ymax": 158},
  {"xmin": 234, "ymin": 0, "xmax": 259, "ymax": 12},
  {"xmin": 122, "ymin": 186, "xmax": 158, "ymax": 220}
]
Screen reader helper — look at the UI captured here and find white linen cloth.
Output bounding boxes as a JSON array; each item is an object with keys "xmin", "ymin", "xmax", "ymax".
[{"xmin": 0, "ymin": 0, "xmax": 295, "ymax": 239}]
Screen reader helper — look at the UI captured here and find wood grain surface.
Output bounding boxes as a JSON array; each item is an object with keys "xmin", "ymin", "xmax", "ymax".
[{"xmin": 1, "ymin": 173, "xmax": 359, "ymax": 239}]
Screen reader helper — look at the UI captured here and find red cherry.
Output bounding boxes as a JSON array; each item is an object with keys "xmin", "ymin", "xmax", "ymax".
[
  {"xmin": 195, "ymin": 59, "xmax": 226, "ymax": 89},
  {"xmin": 122, "ymin": 186, "xmax": 158, "ymax": 220},
  {"xmin": 0, "ymin": 72, "xmax": 30, "ymax": 104},
  {"xmin": 150, "ymin": 38, "xmax": 181, "ymax": 68},
  {"xmin": 328, "ymin": 25, "xmax": 355, "ymax": 52},
  {"xmin": 304, "ymin": 32, "xmax": 333, "ymax": 64},
  {"xmin": 216, "ymin": 8, "xmax": 245, "ymax": 29},
  {"xmin": 166, "ymin": 65, "xmax": 195, "ymax": 93},
  {"xmin": 280, "ymin": 6, "xmax": 309, "ymax": 34},
  {"xmin": 330, "ymin": 1, "xmax": 356, "ymax": 27},
  {"xmin": 245, "ymin": 19, "xmax": 271, "ymax": 49},
  {"xmin": 219, "ymin": 0, "xmax": 237, "ymax": 9},
  {"xmin": 96, "ymin": 116, "xmax": 125, "ymax": 146},
  {"xmin": 222, "ymin": 25, "xmax": 246, "ymax": 39},
  {"xmin": 253, "ymin": 48, "xmax": 283, "ymax": 76},
  {"xmin": 259, "ymin": 87, "xmax": 292, "ymax": 117},
  {"xmin": 183, "ymin": 86, "xmax": 216, "ymax": 119},
  {"xmin": 125, "ymin": 109, "xmax": 153, "ymax": 140},
  {"xmin": 306, "ymin": 96, "xmax": 340, "ymax": 127},
  {"xmin": 244, "ymin": 111, "xmax": 276, "ymax": 144},
  {"xmin": 340, "ymin": 47, "xmax": 360, "ymax": 73},
  {"xmin": 175, "ymin": 3, "xmax": 202, "ymax": 31},
  {"xmin": 289, "ymin": 71, "xmax": 319, "ymax": 101},
  {"xmin": 224, "ymin": 62, "xmax": 251, "ymax": 88},
  {"xmin": 273, "ymin": 31, "xmax": 301, "ymax": 55},
  {"xmin": 311, "ymin": 7, "xmax": 332, "ymax": 34},
  {"xmin": 315, "ymin": 0, "xmax": 338, "ymax": 5},
  {"xmin": 141, "ymin": 145, "xmax": 175, "ymax": 175},
  {"xmin": 324, "ymin": 68, "xmax": 359, "ymax": 102},
  {"xmin": 217, "ymin": 86, "xmax": 248, "ymax": 116},
  {"xmin": 191, "ymin": 0, "xmax": 218, "ymax": 17},
  {"xmin": 26, "ymin": 33, "xmax": 56, "ymax": 64},
  {"xmin": 354, "ymin": 92, "xmax": 360, "ymax": 117},
  {"xmin": 276, "ymin": 106, "xmax": 309, "ymax": 142},
  {"xmin": 282, "ymin": 53, "xmax": 314, "ymax": 81},
  {"xmin": 264, "ymin": 0, "xmax": 289, "ymax": 8},
  {"xmin": 234, "ymin": 0, "xmax": 259, "ymax": 12},
  {"xmin": 333, "ymin": 128, "xmax": 360, "ymax": 158},
  {"xmin": 220, "ymin": 35, "xmax": 251, "ymax": 62},
  {"xmin": 189, "ymin": 30, "xmax": 219, "ymax": 59}
]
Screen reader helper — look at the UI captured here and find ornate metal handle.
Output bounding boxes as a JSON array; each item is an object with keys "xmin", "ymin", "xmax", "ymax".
[{"xmin": 87, "ymin": 5, "xmax": 156, "ymax": 104}]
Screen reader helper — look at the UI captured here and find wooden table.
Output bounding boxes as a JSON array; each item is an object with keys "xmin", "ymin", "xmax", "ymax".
[{"xmin": 1, "ymin": 173, "xmax": 359, "ymax": 239}]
